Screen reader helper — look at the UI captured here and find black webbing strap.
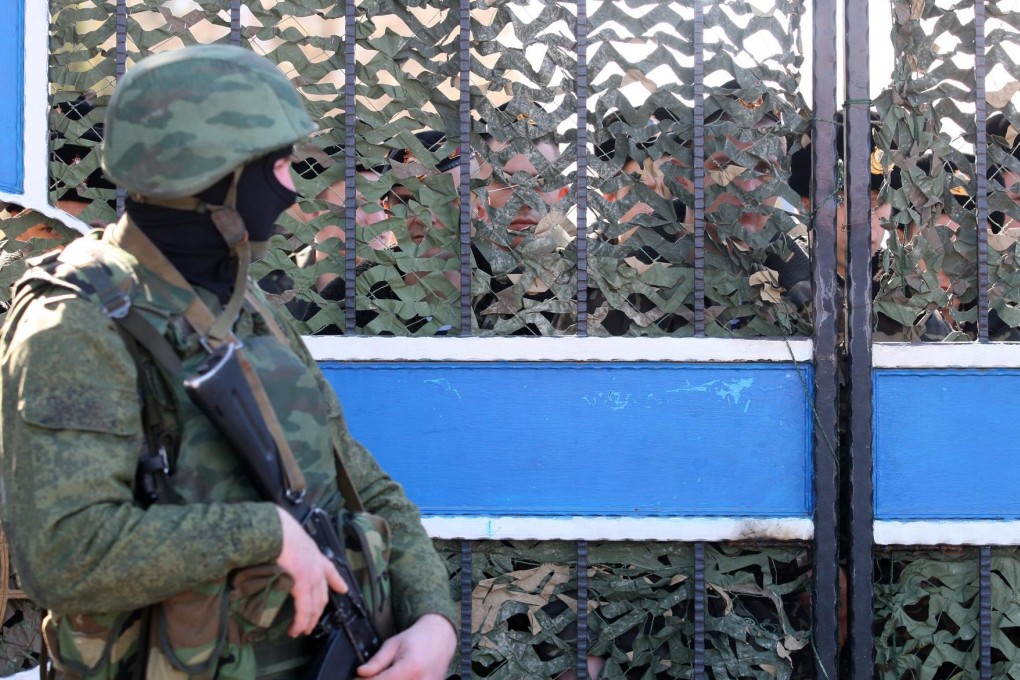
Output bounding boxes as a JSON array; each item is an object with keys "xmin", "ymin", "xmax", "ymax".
[
  {"xmin": 46, "ymin": 253, "xmax": 185, "ymax": 505},
  {"xmin": 46, "ymin": 248, "xmax": 185, "ymax": 378},
  {"xmin": 114, "ymin": 308, "xmax": 184, "ymax": 378}
]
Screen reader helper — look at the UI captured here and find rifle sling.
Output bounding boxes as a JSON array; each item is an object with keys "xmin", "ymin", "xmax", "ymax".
[
  {"xmin": 94, "ymin": 218, "xmax": 364, "ymax": 515},
  {"xmin": 103, "ymin": 217, "xmax": 308, "ymax": 496},
  {"xmin": 116, "ymin": 308, "xmax": 184, "ymax": 377},
  {"xmin": 332, "ymin": 447, "xmax": 365, "ymax": 514},
  {"xmin": 240, "ymin": 286, "xmax": 367, "ymax": 514}
]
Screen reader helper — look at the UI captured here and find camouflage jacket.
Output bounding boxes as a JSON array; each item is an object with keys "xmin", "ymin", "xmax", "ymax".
[{"xmin": 0, "ymin": 229, "xmax": 455, "ymax": 678}]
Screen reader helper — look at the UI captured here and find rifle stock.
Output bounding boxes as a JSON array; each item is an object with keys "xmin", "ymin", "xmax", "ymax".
[{"xmin": 183, "ymin": 343, "xmax": 382, "ymax": 679}]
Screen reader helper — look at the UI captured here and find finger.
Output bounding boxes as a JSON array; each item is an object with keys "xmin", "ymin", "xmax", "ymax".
[
  {"xmin": 356, "ymin": 638, "xmax": 398, "ymax": 677},
  {"xmin": 303, "ymin": 577, "xmax": 329, "ymax": 636},
  {"xmin": 325, "ymin": 562, "xmax": 348, "ymax": 595},
  {"xmin": 291, "ymin": 576, "xmax": 324, "ymax": 637},
  {"xmin": 288, "ymin": 588, "xmax": 311, "ymax": 637}
]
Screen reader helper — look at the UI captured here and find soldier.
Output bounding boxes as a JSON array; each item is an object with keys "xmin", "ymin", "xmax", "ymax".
[{"xmin": 0, "ymin": 45, "xmax": 456, "ymax": 679}]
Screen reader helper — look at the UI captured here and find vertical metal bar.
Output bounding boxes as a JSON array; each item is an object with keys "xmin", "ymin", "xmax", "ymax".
[
  {"xmin": 574, "ymin": 0, "xmax": 589, "ymax": 337},
  {"xmin": 576, "ymin": 541, "xmax": 589, "ymax": 680},
  {"xmin": 115, "ymin": 0, "xmax": 127, "ymax": 216},
  {"xmin": 694, "ymin": 541, "xmax": 706, "ymax": 680},
  {"xmin": 460, "ymin": 541, "xmax": 474, "ymax": 679},
  {"xmin": 980, "ymin": 546, "xmax": 992, "ymax": 679},
  {"xmin": 692, "ymin": 0, "xmax": 706, "ymax": 336},
  {"xmin": 974, "ymin": 18, "xmax": 992, "ymax": 673},
  {"xmin": 115, "ymin": 1, "xmax": 126, "ymax": 87},
  {"xmin": 844, "ymin": 0, "xmax": 874, "ymax": 674},
  {"xmin": 811, "ymin": 0, "xmax": 841, "ymax": 673},
  {"xmin": 229, "ymin": 0, "xmax": 240, "ymax": 46},
  {"xmin": 458, "ymin": 0, "xmax": 473, "ymax": 337},
  {"xmin": 343, "ymin": 0, "xmax": 358, "ymax": 335},
  {"xmin": 974, "ymin": 0, "xmax": 990, "ymax": 343}
]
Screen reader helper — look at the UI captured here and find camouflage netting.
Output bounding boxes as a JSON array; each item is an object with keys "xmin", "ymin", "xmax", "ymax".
[
  {"xmin": 588, "ymin": 0, "xmax": 811, "ymax": 337},
  {"xmin": 434, "ymin": 540, "xmax": 813, "ymax": 679},
  {"xmin": 16, "ymin": 0, "xmax": 817, "ymax": 338},
  {"xmin": 874, "ymin": 547, "xmax": 1020, "ymax": 679},
  {"xmin": 469, "ymin": 0, "xmax": 579, "ymax": 335},
  {"xmin": 871, "ymin": 0, "xmax": 1020, "ymax": 341},
  {"xmin": 350, "ymin": 0, "xmax": 463, "ymax": 336},
  {"xmin": 0, "ymin": 527, "xmax": 40, "ymax": 676},
  {"xmin": 0, "ymin": 205, "xmax": 80, "ymax": 312},
  {"xmin": 874, "ymin": 548, "xmax": 980, "ymax": 679}
]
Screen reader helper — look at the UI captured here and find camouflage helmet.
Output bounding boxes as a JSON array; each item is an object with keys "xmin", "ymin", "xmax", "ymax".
[{"xmin": 101, "ymin": 44, "xmax": 317, "ymax": 199}]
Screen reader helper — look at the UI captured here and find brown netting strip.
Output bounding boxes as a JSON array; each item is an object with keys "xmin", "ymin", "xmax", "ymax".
[{"xmin": 0, "ymin": 524, "xmax": 28, "ymax": 615}]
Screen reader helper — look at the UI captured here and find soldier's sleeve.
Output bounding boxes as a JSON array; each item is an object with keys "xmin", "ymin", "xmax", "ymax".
[
  {"xmin": 330, "ymin": 405, "xmax": 458, "ymax": 631},
  {"xmin": 0, "ymin": 293, "xmax": 282, "ymax": 613},
  {"xmin": 272, "ymin": 308, "xmax": 457, "ymax": 631}
]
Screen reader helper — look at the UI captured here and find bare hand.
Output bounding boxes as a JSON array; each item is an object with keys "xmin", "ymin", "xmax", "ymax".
[
  {"xmin": 274, "ymin": 507, "xmax": 347, "ymax": 637},
  {"xmin": 356, "ymin": 613, "xmax": 456, "ymax": 679}
]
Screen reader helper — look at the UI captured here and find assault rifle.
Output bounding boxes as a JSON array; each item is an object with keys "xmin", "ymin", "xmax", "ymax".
[{"xmin": 183, "ymin": 342, "xmax": 382, "ymax": 679}]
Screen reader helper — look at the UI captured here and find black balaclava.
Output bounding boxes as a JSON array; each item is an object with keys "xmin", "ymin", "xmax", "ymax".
[{"xmin": 127, "ymin": 146, "xmax": 296, "ymax": 303}]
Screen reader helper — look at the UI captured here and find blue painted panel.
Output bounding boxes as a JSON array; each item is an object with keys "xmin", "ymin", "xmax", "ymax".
[
  {"xmin": 875, "ymin": 368, "xmax": 1020, "ymax": 519},
  {"xmin": 0, "ymin": 0, "xmax": 24, "ymax": 193},
  {"xmin": 321, "ymin": 362, "xmax": 814, "ymax": 517}
]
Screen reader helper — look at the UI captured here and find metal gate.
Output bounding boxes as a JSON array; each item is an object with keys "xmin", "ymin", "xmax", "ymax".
[{"xmin": 3, "ymin": 0, "xmax": 1020, "ymax": 678}]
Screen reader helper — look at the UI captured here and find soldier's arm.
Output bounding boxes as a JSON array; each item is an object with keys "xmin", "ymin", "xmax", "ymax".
[
  {"xmin": 264, "ymin": 297, "xmax": 458, "ymax": 632},
  {"xmin": 330, "ymin": 412, "xmax": 458, "ymax": 631},
  {"xmin": 0, "ymin": 293, "xmax": 282, "ymax": 613}
]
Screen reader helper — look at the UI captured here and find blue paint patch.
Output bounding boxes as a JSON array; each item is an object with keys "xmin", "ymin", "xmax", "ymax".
[
  {"xmin": 322, "ymin": 362, "xmax": 814, "ymax": 518},
  {"xmin": 875, "ymin": 368, "xmax": 1020, "ymax": 519},
  {"xmin": 0, "ymin": 0, "xmax": 24, "ymax": 193}
]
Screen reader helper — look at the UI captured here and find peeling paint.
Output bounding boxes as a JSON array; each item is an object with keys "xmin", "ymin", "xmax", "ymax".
[
  {"xmin": 584, "ymin": 378, "xmax": 758, "ymax": 412},
  {"xmin": 714, "ymin": 378, "xmax": 754, "ymax": 406},
  {"xmin": 582, "ymin": 390, "xmax": 634, "ymax": 410},
  {"xmin": 668, "ymin": 378, "xmax": 755, "ymax": 408}
]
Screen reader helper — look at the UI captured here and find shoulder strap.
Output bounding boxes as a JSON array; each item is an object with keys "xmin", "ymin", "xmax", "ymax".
[
  {"xmin": 117, "ymin": 310, "xmax": 184, "ymax": 376},
  {"xmin": 332, "ymin": 446, "xmax": 365, "ymax": 513},
  {"xmin": 104, "ymin": 217, "xmax": 310, "ymax": 497},
  {"xmin": 115, "ymin": 324, "xmax": 179, "ymax": 507},
  {"xmin": 104, "ymin": 214, "xmax": 246, "ymax": 349},
  {"xmin": 33, "ymin": 244, "xmax": 185, "ymax": 378},
  {"xmin": 39, "ymin": 227, "xmax": 365, "ymax": 514}
]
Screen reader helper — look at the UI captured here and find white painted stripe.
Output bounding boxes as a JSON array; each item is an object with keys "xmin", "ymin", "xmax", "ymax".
[
  {"xmin": 875, "ymin": 520, "xmax": 1020, "ymax": 545},
  {"xmin": 1, "ymin": 3, "xmax": 89, "ymax": 234},
  {"xmin": 874, "ymin": 343, "xmax": 1020, "ymax": 369},
  {"xmin": 421, "ymin": 516, "xmax": 814, "ymax": 541},
  {"xmin": 305, "ymin": 336, "xmax": 814, "ymax": 363}
]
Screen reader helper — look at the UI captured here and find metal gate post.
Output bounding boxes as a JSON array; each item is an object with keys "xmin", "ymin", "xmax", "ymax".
[
  {"xmin": 811, "ymin": 0, "xmax": 841, "ymax": 673},
  {"xmin": 844, "ymin": 0, "xmax": 875, "ymax": 673}
]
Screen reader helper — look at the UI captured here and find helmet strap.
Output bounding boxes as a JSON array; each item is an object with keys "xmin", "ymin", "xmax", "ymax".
[
  {"xmin": 130, "ymin": 167, "xmax": 248, "ymax": 247},
  {"xmin": 205, "ymin": 167, "xmax": 252, "ymax": 341},
  {"xmin": 129, "ymin": 195, "xmax": 206, "ymax": 211},
  {"xmin": 128, "ymin": 167, "xmax": 251, "ymax": 343},
  {"xmin": 105, "ymin": 213, "xmax": 250, "ymax": 351},
  {"xmin": 208, "ymin": 230, "xmax": 249, "ymax": 344},
  {"xmin": 208, "ymin": 167, "xmax": 248, "ymax": 247}
]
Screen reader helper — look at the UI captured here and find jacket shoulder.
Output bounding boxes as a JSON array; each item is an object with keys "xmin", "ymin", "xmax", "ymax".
[{"xmin": 12, "ymin": 231, "xmax": 139, "ymax": 313}]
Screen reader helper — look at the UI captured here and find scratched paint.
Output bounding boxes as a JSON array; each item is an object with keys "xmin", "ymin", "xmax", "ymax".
[
  {"xmin": 582, "ymin": 378, "xmax": 758, "ymax": 413},
  {"xmin": 423, "ymin": 378, "xmax": 462, "ymax": 399}
]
